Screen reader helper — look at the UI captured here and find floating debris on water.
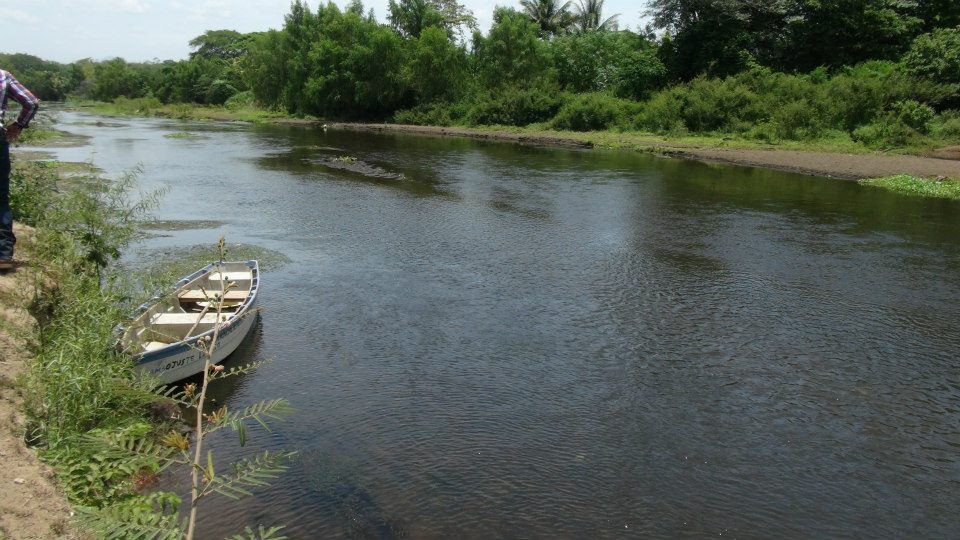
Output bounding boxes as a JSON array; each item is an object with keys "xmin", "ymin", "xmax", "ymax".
[
  {"xmin": 310, "ymin": 156, "xmax": 406, "ymax": 181},
  {"xmin": 164, "ymin": 131, "xmax": 207, "ymax": 140}
]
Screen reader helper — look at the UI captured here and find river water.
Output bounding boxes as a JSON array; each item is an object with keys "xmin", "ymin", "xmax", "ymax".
[{"xmin": 36, "ymin": 112, "xmax": 960, "ymax": 538}]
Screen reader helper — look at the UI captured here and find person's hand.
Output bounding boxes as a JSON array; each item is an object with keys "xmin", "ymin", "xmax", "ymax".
[{"xmin": 5, "ymin": 123, "xmax": 22, "ymax": 142}]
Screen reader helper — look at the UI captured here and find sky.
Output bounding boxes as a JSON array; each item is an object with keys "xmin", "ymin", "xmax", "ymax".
[{"xmin": 7, "ymin": 0, "xmax": 649, "ymax": 64}]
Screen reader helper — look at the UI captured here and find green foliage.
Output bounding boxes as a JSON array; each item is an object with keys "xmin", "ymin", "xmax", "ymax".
[
  {"xmin": 0, "ymin": 52, "xmax": 80, "ymax": 100},
  {"xmin": 226, "ymin": 525, "xmax": 288, "ymax": 540},
  {"xmin": 405, "ymin": 26, "xmax": 468, "ymax": 103},
  {"xmin": 932, "ymin": 109, "xmax": 960, "ymax": 139},
  {"xmin": 389, "ymin": 0, "xmax": 446, "ymax": 37},
  {"xmin": 189, "ymin": 30, "xmax": 257, "ymax": 60},
  {"xmin": 616, "ymin": 46, "xmax": 668, "ymax": 100},
  {"xmin": 550, "ymin": 31, "xmax": 663, "ymax": 96},
  {"xmin": 685, "ymin": 76, "xmax": 758, "ymax": 132},
  {"xmin": 573, "ymin": 0, "xmax": 619, "ymax": 32},
  {"xmin": 24, "ymin": 270, "xmax": 157, "ymax": 447},
  {"xmin": 473, "ymin": 8, "xmax": 553, "ymax": 89},
  {"xmin": 903, "ymin": 26, "xmax": 960, "ymax": 83},
  {"xmin": 225, "ymin": 90, "xmax": 256, "ymax": 110},
  {"xmin": 852, "ymin": 100, "xmax": 936, "ymax": 148},
  {"xmin": 467, "ymin": 85, "xmax": 565, "ymax": 126},
  {"xmin": 287, "ymin": 2, "xmax": 411, "ymax": 119},
  {"xmin": 42, "ymin": 170, "xmax": 164, "ymax": 275},
  {"xmin": 902, "ymin": 26, "xmax": 960, "ymax": 108},
  {"xmin": 551, "ymin": 92, "xmax": 635, "ymax": 131},
  {"xmin": 389, "ymin": 0, "xmax": 477, "ymax": 38},
  {"xmin": 783, "ymin": 0, "xmax": 922, "ymax": 71},
  {"xmin": 206, "ymin": 79, "xmax": 239, "ymax": 105},
  {"xmin": 48, "ymin": 423, "xmax": 172, "ymax": 503},
  {"xmin": 393, "ymin": 100, "xmax": 468, "ymax": 125},
  {"xmin": 768, "ymin": 99, "xmax": 825, "ymax": 140},
  {"xmin": 93, "ymin": 58, "xmax": 147, "ymax": 101},
  {"xmin": 10, "ymin": 161, "xmax": 58, "ymax": 227},
  {"xmin": 520, "ymin": 0, "xmax": 576, "ymax": 36},
  {"xmin": 75, "ymin": 492, "xmax": 182, "ymax": 540},
  {"xmin": 860, "ymin": 174, "xmax": 960, "ymax": 200}
]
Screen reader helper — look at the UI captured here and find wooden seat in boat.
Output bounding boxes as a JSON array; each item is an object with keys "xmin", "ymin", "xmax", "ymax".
[
  {"xmin": 178, "ymin": 290, "xmax": 249, "ymax": 301},
  {"xmin": 206, "ymin": 271, "xmax": 253, "ymax": 282},
  {"xmin": 149, "ymin": 312, "xmax": 226, "ymax": 325}
]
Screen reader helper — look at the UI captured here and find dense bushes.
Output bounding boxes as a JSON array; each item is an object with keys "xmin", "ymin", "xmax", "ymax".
[
  {"xmin": 551, "ymin": 92, "xmax": 636, "ymax": 131},
  {"xmin": 466, "ymin": 86, "xmax": 565, "ymax": 126}
]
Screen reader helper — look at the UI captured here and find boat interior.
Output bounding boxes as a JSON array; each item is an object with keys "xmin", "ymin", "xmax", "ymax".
[{"xmin": 121, "ymin": 262, "xmax": 256, "ymax": 353}]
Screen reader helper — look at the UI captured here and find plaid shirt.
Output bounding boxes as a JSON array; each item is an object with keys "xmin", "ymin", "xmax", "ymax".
[{"xmin": 0, "ymin": 69, "xmax": 39, "ymax": 128}]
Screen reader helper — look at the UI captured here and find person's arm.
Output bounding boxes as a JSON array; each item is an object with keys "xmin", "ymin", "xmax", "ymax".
[{"xmin": 4, "ymin": 71, "xmax": 40, "ymax": 142}]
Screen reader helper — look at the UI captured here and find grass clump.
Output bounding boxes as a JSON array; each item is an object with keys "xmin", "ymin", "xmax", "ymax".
[{"xmin": 859, "ymin": 174, "xmax": 960, "ymax": 200}]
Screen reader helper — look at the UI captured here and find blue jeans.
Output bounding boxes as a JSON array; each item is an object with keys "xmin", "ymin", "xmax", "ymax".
[{"xmin": 0, "ymin": 139, "xmax": 14, "ymax": 260}]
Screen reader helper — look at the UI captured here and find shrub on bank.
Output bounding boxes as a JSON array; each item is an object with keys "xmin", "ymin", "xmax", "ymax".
[
  {"xmin": 466, "ymin": 86, "xmax": 566, "ymax": 127},
  {"xmin": 394, "ymin": 101, "xmax": 468, "ymax": 126},
  {"xmin": 550, "ymin": 92, "xmax": 636, "ymax": 131},
  {"xmin": 853, "ymin": 100, "xmax": 935, "ymax": 148},
  {"xmin": 224, "ymin": 90, "xmax": 257, "ymax": 112}
]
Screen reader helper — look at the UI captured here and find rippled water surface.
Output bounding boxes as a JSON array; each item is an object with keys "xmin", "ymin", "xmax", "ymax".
[{"xmin": 37, "ymin": 112, "xmax": 960, "ymax": 538}]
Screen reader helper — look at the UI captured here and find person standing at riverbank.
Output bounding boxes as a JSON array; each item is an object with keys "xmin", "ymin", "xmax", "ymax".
[{"xmin": 0, "ymin": 69, "xmax": 39, "ymax": 272}]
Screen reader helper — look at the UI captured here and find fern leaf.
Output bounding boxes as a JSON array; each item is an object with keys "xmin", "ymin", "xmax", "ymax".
[
  {"xmin": 200, "ymin": 450, "xmax": 293, "ymax": 501},
  {"xmin": 225, "ymin": 525, "xmax": 288, "ymax": 540},
  {"xmin": 206, "ymin": 399, "xmax": 292, "ymax": 437},
  {"xmin": 75, "ymin": 498, "xmax": 182, "ymax": 540}
]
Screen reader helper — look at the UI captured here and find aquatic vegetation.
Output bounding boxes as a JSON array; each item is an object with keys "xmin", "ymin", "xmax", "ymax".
[
  {"xmin": 859, "ymin": 174, "xmax": 960, "ymax": 200},
  {"xmin": 138, "ymin": 219, "xmax": 227, "ymax": 231},
  {"xmin": 314, "ymin": 156, "xmax": 406, "ymax": 181},
  {"xmin": 164, "ymin": 131, "xmax": 207, "ymax": 140}
]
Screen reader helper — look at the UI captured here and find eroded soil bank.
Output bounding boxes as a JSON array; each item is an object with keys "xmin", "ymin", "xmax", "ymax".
[{"xmin": 0, "ymin": 225, "xmax": 78, "ymax": 540}]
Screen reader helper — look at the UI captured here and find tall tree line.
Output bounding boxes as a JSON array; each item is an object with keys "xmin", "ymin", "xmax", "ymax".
[{"xmin": 3, "ymin": 0, "xmax": 959, "ymax": 131}]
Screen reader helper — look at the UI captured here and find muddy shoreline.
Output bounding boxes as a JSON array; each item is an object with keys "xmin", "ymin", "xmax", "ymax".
[{"xmin": 313, "ymin": 122, "xmax": 960, "ymax": 180}]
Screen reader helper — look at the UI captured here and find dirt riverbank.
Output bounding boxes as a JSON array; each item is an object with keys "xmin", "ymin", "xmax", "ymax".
[
  {"xmin": 0, "ymin": 224, "xmax": 78, "ymax": 540},
  {"xmin": 317, "ymin": 122, "xmax": 960, "ymax": 180}
]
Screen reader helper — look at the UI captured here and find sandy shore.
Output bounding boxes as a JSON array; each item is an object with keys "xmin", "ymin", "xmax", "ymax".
[{"xmin": 318, "ymin": 122, "xmax": 960, "ymax": 180}]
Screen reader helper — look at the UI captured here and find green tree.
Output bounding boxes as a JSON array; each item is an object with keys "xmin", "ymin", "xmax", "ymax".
[
  {"xmin": 189, "ymin": 30, "xmax": 256, "ymax": 60},
  {"xmin": 550, "ymin": 30, "xmax": 663, "ymax": 95},
  {"xmin": 473, "ymin": 8, "xmax": 553, "ymax": 88},
  {"xmin": 301, "ymin": 2, "xmax": 409, "ymax": 118},
  {"xmin": 388, "ymin": 0, "xmax": 445, "ymax": 37},
  {"xmin": 914, "ymin": 0, "xmax": 960, "ymax": 32},
  {"xmin": 519, "ymin": 0, "xmax": 576, "ymax": 36},
  {"xmin": 902, "ymin": 25, "xmax": 960, "ymax": 108},
  {"xmin": 646, "ymin": 0, "xmax": 790, "ymax": 79},
  {"xmin": 405, "ymin": 26, "xmax": 469, "ymax": 102},
  {"xmin": 92, "ymin": 58, "xmax": 145, "ymax": 101},
  {"xmin": 388, "ymin": 0, "xmax": 476, "ymax": 38},
  {"xmin": 244, "ymin": 30, "xmax": 288, "ymax": 109},
  {"xmin": 783, "ymin": 0, "xmax": 922, "ymax": 71},
  {"xmin": 574, "ymin": 0, "xmax": 619, "ymax": 32}
]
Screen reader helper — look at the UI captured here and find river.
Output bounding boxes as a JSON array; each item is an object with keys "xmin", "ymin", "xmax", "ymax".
[{"xmin": 35, "ymin": 111, "xmax": 960, "ymax": 538}]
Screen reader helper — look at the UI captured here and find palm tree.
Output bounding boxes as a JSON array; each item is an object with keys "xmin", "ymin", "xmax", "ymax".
[
  {"xmin": 574, "ymin": 0, "xmax": 619, "ymax": 32},
  {"xmin": 519, "ymin": 0, "xmax": 575, "ymax": 36}
]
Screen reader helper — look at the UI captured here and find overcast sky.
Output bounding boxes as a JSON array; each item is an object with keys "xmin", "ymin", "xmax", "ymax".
[{"xmin": 7, "ymin": 0, "xmax": 649, "ymax": 64}]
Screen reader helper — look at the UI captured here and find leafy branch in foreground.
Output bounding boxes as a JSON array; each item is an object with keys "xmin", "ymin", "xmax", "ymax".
[{"xmin": 76, "ymin": 238, "xmax": 293, "ymax": 540}]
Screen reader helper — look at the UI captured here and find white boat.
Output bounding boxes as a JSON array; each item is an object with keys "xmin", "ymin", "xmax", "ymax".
[{"xmin": 119, "ymin": 260, "xmax": 260, "ymax": 384}]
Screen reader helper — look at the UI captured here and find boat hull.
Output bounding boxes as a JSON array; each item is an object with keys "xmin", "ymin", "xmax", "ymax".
[
  {"xmin": 123, "ymin": 260, "xmax": 261, "ymax": 385},
  {"xmin": 135, "ymin": 301, "xmax": 259, "ymax": 384}
]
